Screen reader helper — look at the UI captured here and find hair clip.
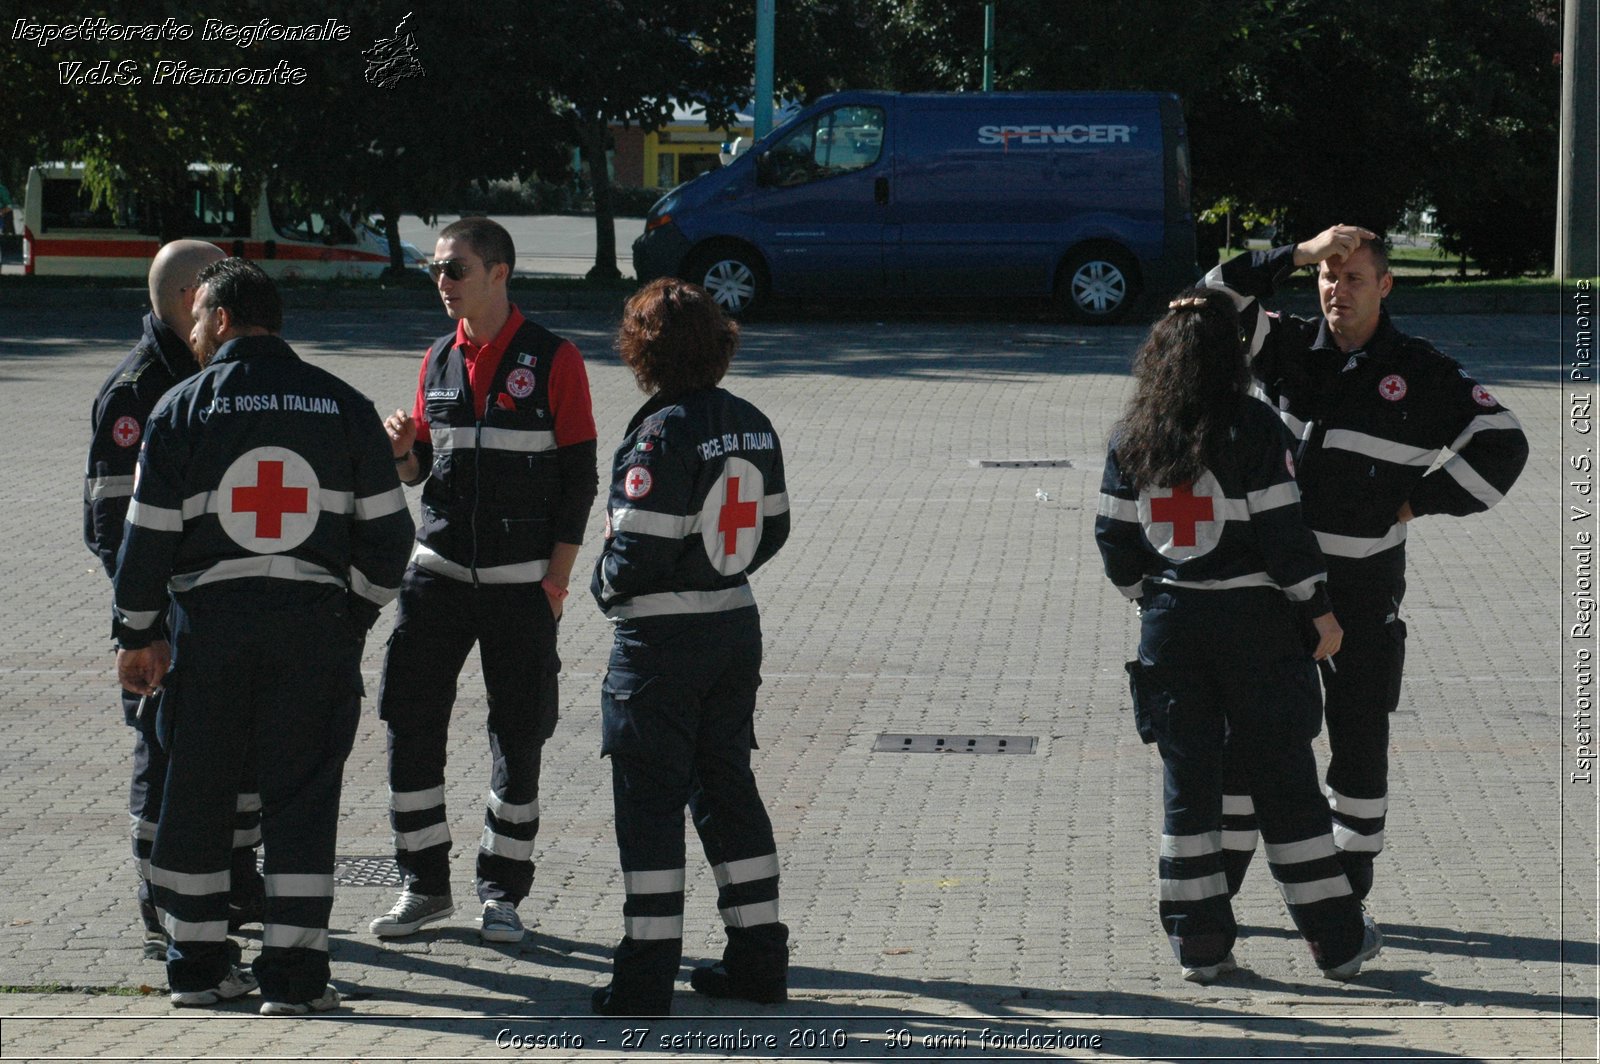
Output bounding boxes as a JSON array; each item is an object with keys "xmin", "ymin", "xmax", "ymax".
[{"xmin": 1167, "ymin": 296, "xmax": 1207, "ymax": 310}]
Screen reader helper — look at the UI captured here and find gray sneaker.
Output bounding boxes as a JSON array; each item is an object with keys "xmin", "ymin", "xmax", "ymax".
[
  {"xmin": 480, "ymin": 899, "xmax": 526, "ymax": 943},
  {"xmin": 1181, "ymin": 952, "xmax": 1238, "ymax": 985},
  {"xmin": 170, "ymin": 966, "xmax": 259, "ymax": 1007},
  {"xmin": 369, "ymin": 891, "xmax": 454, "ymax": 938},
  {"xmin": 1323, "ymin": 913, "xmax": 1383, "ymax": 980},
  {"xmin": 260, "ymin": 985, "xmax": 341, "ymax": 1016}
]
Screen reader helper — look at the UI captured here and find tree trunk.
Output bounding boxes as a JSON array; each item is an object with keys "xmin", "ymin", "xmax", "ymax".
[
  {"xmin": 382, "ymin": 208, "xmax": 406, "ymax": 274},
  {"xmin": 578, "ymin": 116, "xmax": 622, "ymax": 281}
]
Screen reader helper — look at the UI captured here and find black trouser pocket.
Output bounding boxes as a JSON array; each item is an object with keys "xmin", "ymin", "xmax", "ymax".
[
  {"xmin": 1125, "ymin": 660, "xmax": 1163, "ymax": 744},
  {"xmin": 1381, "ymin": 617, "xmax": 1407, "ymax": 713}
]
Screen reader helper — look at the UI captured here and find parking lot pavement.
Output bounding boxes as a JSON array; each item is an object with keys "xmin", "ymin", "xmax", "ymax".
[{"xmin": 0, "ymin": 300, "xmax": 1584, "ymax": 1060}]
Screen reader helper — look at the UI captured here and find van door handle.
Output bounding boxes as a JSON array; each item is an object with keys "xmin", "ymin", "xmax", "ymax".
[{"xmin": 874, "ymin": 177, "xmax": 889, "ymax": 205}]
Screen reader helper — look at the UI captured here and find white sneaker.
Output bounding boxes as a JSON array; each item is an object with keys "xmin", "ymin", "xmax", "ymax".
[
  {"xmin": 1323, "ymin": 913, "xmax": 1383, "ymax": 980},
  {"xmin": 480, "ymin": 899, "xmax": 526, "ymax": 943},
  {"xmin": 369, "ymin": 891, "xmax": 454, "ymax": 938},
  {"xmin": 170, "ymin": 966, "xmax": 258, "ymax": 1007},
  {"xmin": 1181, "ymin": 952, "xmax": 1238, "ymax": 984},
  {"xmin": 260, "ymin": 985, "xmax": 341, "ymax": 1016}
]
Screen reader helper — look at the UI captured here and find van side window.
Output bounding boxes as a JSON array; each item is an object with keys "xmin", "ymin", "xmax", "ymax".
[
  {"xmin": 268, "ymin": 193, "xmax": 357, "ymax": 245},
  {"xmin": 767, "ymin": 105, "xmax": 884, "ymax": 187}
]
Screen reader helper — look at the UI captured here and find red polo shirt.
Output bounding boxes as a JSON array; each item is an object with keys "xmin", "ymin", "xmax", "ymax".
[{"xmin": 411, "ymin": 303, "xmax": 596, "ymax": 446}]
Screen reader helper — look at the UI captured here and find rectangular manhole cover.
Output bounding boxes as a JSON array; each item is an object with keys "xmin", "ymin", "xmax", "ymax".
[
  {"xmin": 333, "ymin": 856, "xmax": 405, "ymax": 888},
  {"xmin": 873, "ymin": 733, "xmax": 1037, "ymax": 755}
]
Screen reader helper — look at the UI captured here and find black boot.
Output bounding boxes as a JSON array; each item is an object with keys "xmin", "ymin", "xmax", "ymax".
[{"xmin": 688, "ymin": 963, "xmax": 787, "ymax": 1004}]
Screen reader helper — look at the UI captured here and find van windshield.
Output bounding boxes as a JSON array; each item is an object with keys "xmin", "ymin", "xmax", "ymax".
[{"xmin": 765, "ymin": 105, "xmax": 884, "ymax": 187}]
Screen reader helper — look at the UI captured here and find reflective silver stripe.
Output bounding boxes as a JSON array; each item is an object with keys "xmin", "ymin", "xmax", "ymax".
[
  {"xmin": 1158, "ymin": 873, "xmax": 1228, "ymax": 903},
  {"xmin": 262, "ymin": 924, "xmax": 329, "ymax": 951},
  {"xmin": 1322, "ymin": 429, "xmax": 1437, "ymax": 467},
  {"xmin": 1222, "ymin": 795, "xmax": 1255, "ymax": 816},
  {"xmin": 625, "ymin": 914, "xmax": 684, "ymax": 940},
  {"xmin": 1116, "ymin": 581, "xmax": 1143, "ymax": 601},
  {"xmin": 487, "ymin": 792, "xmax": 540, "ymax": 824},
  {"xmin": 1097, "ymin": 493, "xmax": 1138, "ymax": 521},
  {"xmin": 1149, "ymin": 573, "xmax": 1278, "ymax": 593},
  {"xmin": 764, "ymin": 491, "xmax": 790, "ymax": 515},
  {"xmin": 479, "ymin": 826, "xmax": 535, "ymax": 861},
  {"xmin": 85, "ymin": 474, "xmax": 135, "ymax": 501},
  {"xmin": 1442, "ymin": 454, "xmax": 1504, "ymax": 507},
  {"xmin": 129, "ymin": 500, "xmax": 183, "ymax": 531},
  {"xmin": 137, "ymin": 857, "xmax": 152, "ymax": 879},
  {"xmin": 1278, "ymin": 875, "xmax": 1351, "ymax": 906},
  {"xmin": 150, "ymin": 866, "xmax": 230, "ymax": 896},
  {"xmin": 1247, "ymin": 382, "xmax": 1271, "ymax": 405},
  {"xmin": 180, "ymin": 492, "xmax": 212, "ymax": 519},
  {"xmin": 114, "ymin": 605, "xmax": 162, "ymax": 631},
  {"xmin": 625, "ymin": 869, "xmax": 687, "ymax": 894},
  {"xmin": 162, "ymin": 913, "xmax": 228, "ymax": 941},
  {"xmin": 236, "ymin": 793, "xmax": 262, "ymax": 813},
  {"xmin": 1332, "ymin": 824, "xmax": 1386, "ymax": 853},
  {"xmin": 1281, "ymin": 574, "xmax": 1323, "ymax": 603},
  {"xmin": 480, "ymin": 427, "xmax": 557, "ymax": 452},
  {"xmin": 319, "ymin": 488, "xmax": 354, "ymax": 514},
  {"xmin": 130, "ymin": 815, "xmax": 158, "ymax": 842},
  {"xmin": 265, "ymin": 874, "xmax": 334, "ymax": 897},
  {"xmin": 432, "ymin": 426, "xmax": 557, "ymax": 453},
  {"xmin": 1325, "ymin": 786, "xmax": 1388, "ymax": 819},
  {"xmin": 711, "ymin": 853, "xmax": 780, "ymax": 887},
  {"xmin": 1246, "ymin": 481, "xmax": 1300, "ymax": 513},
  {"xmin": 1221, "ymin": 830, "xmax": 1258, "ymax": 851},
  {"xmin": 1202, "ymin": 267, "xmax": 1271, "ymax": 359},
  {"xmin": 1263, "ymin": 836, "xmax": 1337, "ymax": 865},
  {"xmin": 1277, "ymin": 404, "xmax": 1311, "ymax": 442},
  {"xmin": 1446, "ymin": 410, "xmax": 1522, "ymax": 452},
  {"xmin": 605, "ymin": 585, "xmax": 756, "ymax": 620},
  {"xmin": 390, "ymin": 786, "xmax": 446, "ymax": 814},
  {"xmin": 355, "ymin": 486, "xmax": 408, "ymax": 520},
  {"xmin": 1207, "ymin": 495, "xmax": 1250, "ymax": 521},
  {"xmin": 719, "ymin": 899, "xmax": 781, "ymax": 928},
  {"xmin": 1159, "ymin": 832, "xmax": 1221, "ymax": 859},
  {"xmin": 349, "ymin": 565, "xmax": 400, "ymax": 607},
  {"xmin": 611, "ymin": 507, "xmax": 698, "ymax": 539},
  {"xmin": 1314, "ymin": 524, "xmax": 1408, "ymax": 559},
  {"xmin": 411, "ymin": 543, "xmax": 548, "ymax": 585},
  {"xmin": 168, "ymin": 556, "xmax": 344, "ymax": 593},
  {"xmin": 395, "ymin": 822, "xmax": 451, "ymax": 852},
  {"xmin": 233, "ymin": 828, "xmax": 261, "ymax": 848}
]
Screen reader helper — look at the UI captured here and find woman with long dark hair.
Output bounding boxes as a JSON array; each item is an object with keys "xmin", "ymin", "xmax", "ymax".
[{"xmin": 1095, "ymin": 288, "xmax": 1382, "ymax": 982}]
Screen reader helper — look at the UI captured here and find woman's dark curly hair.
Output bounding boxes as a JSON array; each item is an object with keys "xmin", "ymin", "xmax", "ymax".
[
  {"xmin": 615, "ymin": 278, "xmax": 739, "ymax": 395},
  {"xmin": 1113, "ymin": 287, "xmax": 1250, "ymax": 490}
]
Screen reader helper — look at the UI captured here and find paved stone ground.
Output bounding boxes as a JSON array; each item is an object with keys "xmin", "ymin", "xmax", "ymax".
[{"xmin": 0, "ymin": 296, "xmax": 1589, "ymax": 1062}]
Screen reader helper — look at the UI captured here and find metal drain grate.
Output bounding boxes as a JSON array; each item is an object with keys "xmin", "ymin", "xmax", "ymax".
[
  {"xmin": 873, "ymin": 733, "xmax": 1037, "ymax": 755},
  {"xmin": 333, "ymin": 856, "xmax": 405, "ymax": 888},
  {"xmin": 969, "ymin": 458, "xmax": 1074, "ymax": 468}
]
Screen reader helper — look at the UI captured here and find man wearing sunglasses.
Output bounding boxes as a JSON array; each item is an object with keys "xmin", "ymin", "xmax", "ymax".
[{"xmin": 372, "ymin": 217, "xmax": 598, "ymax": 945}]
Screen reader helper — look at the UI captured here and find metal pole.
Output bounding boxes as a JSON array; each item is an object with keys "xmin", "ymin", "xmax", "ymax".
[
  {"xmin": 1556, "ymin": 0, "xmax": 1596, "ymax": 278},
  {"xmin": 754, "ymin": 0, "xmax": 776, "ymax": 141},
  {"xmin": 982, "ymin": 2, "xmax": 995, "ymax": 91}
]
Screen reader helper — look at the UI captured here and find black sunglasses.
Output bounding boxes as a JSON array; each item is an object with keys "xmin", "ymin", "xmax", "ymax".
[{"xmin": 427, "ymin": 258, "xmax": 498, "ymax": 281}]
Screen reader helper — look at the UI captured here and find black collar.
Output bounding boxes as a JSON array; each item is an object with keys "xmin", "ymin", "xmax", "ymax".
[
  {"xmin": 209, "ymin": 333, "xmax": 299, "ymax": 367},
  {"xmin": 1312, "ymin": 306, "xmax": 1400, "ymax": 362},
  {"xmin": 142, "ymin": 313, "xmax": 200, "ymax": 380}
]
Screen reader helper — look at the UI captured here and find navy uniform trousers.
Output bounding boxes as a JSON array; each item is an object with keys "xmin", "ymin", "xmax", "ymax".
[
  {"xmin": 151, "ymin": 590, "xmax": 362, "ymax": 1002},
  {"xmin": 377, "ymin": 565, "xmax": 560, "ymax": 903},
  {"xmin": 1222, "ymin": 558, "xmax": 1406, "ymax": 902},
  {"xmin": 600, "ymin": 610, "xmax": 788, "ymax": 1009},
  {"xmin": 123, "ymin": 667, "xmax": 262, "ymax": 944},
  {"xmin": 1129, "ymin": 587, "xmax": 1366, "ymax": 971}
]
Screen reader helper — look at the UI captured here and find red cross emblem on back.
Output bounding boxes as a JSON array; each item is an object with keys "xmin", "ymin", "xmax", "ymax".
[
  {"xmin": 717, "ymin": 476, "xmax": 759, "ymax": 555},
  {"xmin": 232, "ymin": 460, "xmax": 309, "ymax": 538},
  {"xmin": 1149, "ymin": 482, "xmax": 1213, "ymax": 547}
]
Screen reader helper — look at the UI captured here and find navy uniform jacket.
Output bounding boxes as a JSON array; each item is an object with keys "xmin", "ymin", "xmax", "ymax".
[
  {"xmin": 1204, "ymin": 245, "xmax": 1529, "ymax": 571},
  {"xmin": 592, "ymin": 387, "xmax": 789, "ymax": 623},
  {"xmin": 113, "ymin": 335, "xmax": 415, "ymax": 648},
  {"xmin": 1097, "ymin": 395, "xmax": 1331, "ymax": 617},
  {"xmin": 85, "ymin": 314, "xmax": 199, "ymax": 577}
]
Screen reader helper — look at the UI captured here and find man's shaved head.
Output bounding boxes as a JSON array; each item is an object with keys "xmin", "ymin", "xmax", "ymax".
[{"xmin": 148, "ymin": 240, "xmax": 226, "ymax": 341}]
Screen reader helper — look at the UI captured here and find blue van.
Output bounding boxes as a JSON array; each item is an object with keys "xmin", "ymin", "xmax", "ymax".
[{"xmin": 632, "ymin": 90, "xmax": 1196, "ymax": 321}]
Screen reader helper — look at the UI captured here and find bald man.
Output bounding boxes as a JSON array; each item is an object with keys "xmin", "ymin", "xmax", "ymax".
[{"xmin": 85, "ymin": 240, "xmax": 265, "ymax": 960}]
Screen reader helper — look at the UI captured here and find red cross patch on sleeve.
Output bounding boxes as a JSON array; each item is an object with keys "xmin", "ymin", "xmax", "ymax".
[
  {"xmin": 111, "ymin": 416, "xmax": 142, "ymax": 448},
  {"xmin": 623, "ymin": 466, "xmax": 653, "ymax": 500}
]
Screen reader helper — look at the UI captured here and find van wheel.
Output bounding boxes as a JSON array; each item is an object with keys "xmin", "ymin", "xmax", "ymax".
[
  {"xmin": 686, "ymin": 247, "xmax": 767, "ymax": 317},
  {"xmin": 1057, "ymin": 247, "xmax": 1138, "ymax": 324}
]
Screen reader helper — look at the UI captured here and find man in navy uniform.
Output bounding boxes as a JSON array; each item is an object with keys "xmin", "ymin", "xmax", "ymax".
[
  {"xmin": 114, "ymin": 258, "xmax": 414, "ymax": 1013},
  {"xmin": 1203, "ymin": 226, "xmax": 1529, "ymax": 904},
  {"xmin": 85, "ymin": 239, "xmax": 264, "ymax": 958},
  {"xmin": 591, "ymin": 278, "xmax": 791, "ymax": 1016},
  {"xmin": 371, "ymin": 217, "xmax": 598, "ymax": 944}
]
